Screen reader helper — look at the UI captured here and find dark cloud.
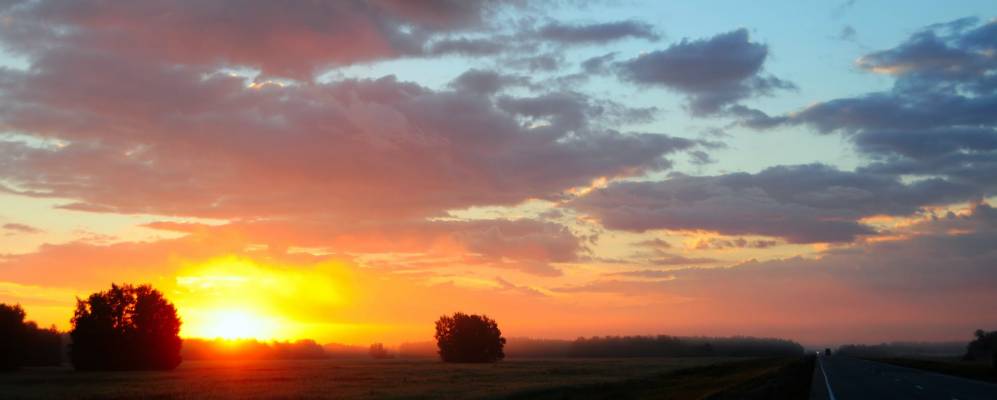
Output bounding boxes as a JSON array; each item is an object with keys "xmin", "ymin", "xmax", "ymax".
[
  {"xmin": 617, "ymin": 29, "xmax": 794, "ymax": 115},
  {"xmin": 570, "ymin": 164, "xmax": 978, "ymax": 243},
  {"xmin": 737, "ymin": 18, "xmax": 997, "ymax": 199},
  {"xmin": 581, "ymin": 52, "xmax": 618, "ymax": 74},
  {"xmin": 506, "ymin": 52, "xmax": 565, "ymax": 72},
  {"xmin": 449, "ymin": 69, "xmax": 530, "ymax": 95},
  {"xmin": 0, "ymin": 0, "xmax": 519, "ymax": 79},
  {"xmin": 425, "ymin": 37, "xmax": 508, "ymax": 56},
  {"xmin": 0, "ymin": 41, "xmax": 701, "ymax": 220},
  {"xmin": 497, "ymin": 91, "xmax": 664, "ymax": 132},
  {"xmin": 536, "ymin": 20, "xmax": 659, "ymax": 44}
]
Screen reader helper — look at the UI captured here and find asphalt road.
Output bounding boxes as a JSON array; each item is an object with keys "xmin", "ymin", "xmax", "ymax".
[{"xmin": 811, "ymin": 355, "xmax": 997, "ymax": 400}]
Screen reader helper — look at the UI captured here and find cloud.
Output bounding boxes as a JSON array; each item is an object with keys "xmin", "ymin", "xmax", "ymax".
[
  {"xmin": 0, "ymin": 45, "xmax": 699, "ymax": 220},
  {"xmin": 556, "ymin": 202, "xmax": 997, "ymax": 342},
  {"xmin": 617, "ymin": 29, "xmax": 794, "ymax": 115},
  {"xmin": 425, "ymin": 37, "xmax": 508, "ymax": 57},
  {"xmin": 536, "ymin": 20, "xmax": 659, "ymax": 44},
  {"xmin": 142, "ymin": 217, "xmax": 583, "ymax": 277},
  {"xmin": 737, "ymin": 18, "xmax": 997, "ymax": 197},
  {"xmin": 580, "ymin": 52, "xmax": 618, "ymax": 74},
  {"xmin": 448, "ymin": 69, "xmax": 531, "ymax": 95},
  {"xmin": 0, "ymin": 0, "xmax": 514, "ymax": 79},
  {"xmin": 2, "ymin": 223, "xmax": 43, "ymax": 234},
  {"xmin": 692, "ymin": 237, "xmax": 778, "ymax": 250},
  {"xmin": 569, "ymin": 164, "xmax": 978, "ymax": 243},
  {"xmin": 634, "ymin": 238, "xmax": 672, "ymax": 250},
  {"xmin": 837, "ymin": 25, "xmax": 857, "ymax": 42}
]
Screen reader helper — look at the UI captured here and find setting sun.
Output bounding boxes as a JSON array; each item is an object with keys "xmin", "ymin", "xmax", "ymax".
[
  {"xmin": 171, "ymin": 256, "xmax": 355, "ymax": 342},
  {"xmin": 189, "ymin": 309, "xmax": 279, "ymax": 340}
]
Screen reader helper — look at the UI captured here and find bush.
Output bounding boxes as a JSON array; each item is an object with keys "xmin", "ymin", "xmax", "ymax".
[
  {"xmin": 70, "ymin": 284, "xmax": 182, "ymax": 370},
  {"xmin": 434, "ymin": 312, "xmax": 505, "ymax": 363}
]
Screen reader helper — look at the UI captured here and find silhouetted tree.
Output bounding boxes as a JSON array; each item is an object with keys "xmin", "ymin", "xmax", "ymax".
[
  {"xmin": 22, "ymin": 322, "xmax": 63, "ymax": 367},
  {"xmin": 964, "ymin": 329, "xmax": 997, "ymax": 369},
  {"xmin": 368, "ymin": 342, "xmax": 393, "ymax": 359},
  {"xmin": 434, "ymin": 312, "xmax": 505, "ymax": 363},
  {"xmin": 0, "ymin": 303, "xmax": 63, "ymax": 371},
  {"xmin": 0, "ymin": 303, "xmax": 27, "ymax": 371},
  {"xmin": 70, "ymin": 284, "xmax": 182, "ymax": 370}
]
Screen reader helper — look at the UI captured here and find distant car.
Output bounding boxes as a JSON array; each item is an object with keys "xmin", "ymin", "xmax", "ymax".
[{"xmin": 824, "ymin": 348, "xmax": 832, "ymax": 356}]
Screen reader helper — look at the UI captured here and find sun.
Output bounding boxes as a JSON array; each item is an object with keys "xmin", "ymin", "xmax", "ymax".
[
  {"xmin": 172, "ymin": 256, "xmax": 355, "ymax": 342},
  {"xmin": 192, "ymin": 309, "xmax": 280, "ymax": 340}
]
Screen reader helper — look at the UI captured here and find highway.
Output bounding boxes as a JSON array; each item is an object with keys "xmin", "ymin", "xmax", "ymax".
[{"xmin": 811, "ymin": 355, "xmax": 997, "ymax": 400}]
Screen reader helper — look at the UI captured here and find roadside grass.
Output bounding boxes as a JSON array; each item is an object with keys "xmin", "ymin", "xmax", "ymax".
[
  {"xmin": 501, "ymin": 357, "xmax": 813, "ymax": 400},
  {"xmin": 866, "ymin": 357, "xmax": 997, "ymax": 384}
]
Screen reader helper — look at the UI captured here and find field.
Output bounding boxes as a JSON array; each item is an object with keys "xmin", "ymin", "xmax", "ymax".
[{"xmin": 0, "ymin": 357, "xmax": 807, "ymax": 399}]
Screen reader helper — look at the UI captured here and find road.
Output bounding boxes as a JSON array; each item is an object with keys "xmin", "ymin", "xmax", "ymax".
[{"xmin": 811, "ymin": 355, "xmax": 997, "ymax": 400}]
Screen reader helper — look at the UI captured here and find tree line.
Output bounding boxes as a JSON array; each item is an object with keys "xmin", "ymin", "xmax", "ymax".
[
  {"xmin": 837, "ymin": 330, "xmax": 997, "ymax": 369},
  {"xmin": 0, "ymin": 304, "xmax": 62, "ymax": 371},
  {"xmin": 402, "ymin": 334, "xmax": 805, "ymax": 358},
  {"xmin": 23, "ymin": 282, "xmax": 996, "ymax": 372}
]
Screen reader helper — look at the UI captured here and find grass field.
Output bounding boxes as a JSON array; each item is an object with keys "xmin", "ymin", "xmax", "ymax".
[{"xmin": 0, "ymin": 357, "xmax": 805, "ymax": 399}]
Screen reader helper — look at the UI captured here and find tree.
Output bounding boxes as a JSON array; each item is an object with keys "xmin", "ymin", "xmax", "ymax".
[
  {"xmin": 0, "ymin": 303, "xmax": 63, "ymax": 371},
  {"xmin": 964, "ymin": 329, "xmax": 997, "ymax": 369},
  {"xmin": 0, "ymin": 303, "xmax": 27, "ymax": 371},
  {"xmin": 434, "ymin": 312, "xmax": 505, "ymax": 363},
  {"xmin": 368, "ymin": 342, "xmax": 393, "ymax": 359},
  {"xmin": 70, "ymin": 284, "xmax": 182, "ymax": 370}
]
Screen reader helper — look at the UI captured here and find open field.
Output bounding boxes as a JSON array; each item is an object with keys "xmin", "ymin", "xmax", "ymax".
[{"xmin": 0, "ymin": 357, "xmax": 806, "ymax": 399}]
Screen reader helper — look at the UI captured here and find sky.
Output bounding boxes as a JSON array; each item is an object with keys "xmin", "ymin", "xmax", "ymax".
[{"xmin": 1, "ymin": 0, "xmax": 996, "ymax": 347}]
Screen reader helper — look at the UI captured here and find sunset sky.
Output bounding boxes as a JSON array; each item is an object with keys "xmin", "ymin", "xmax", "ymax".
[{"xmin": 1, "ymin": 0, "xmax": 996, "ymax": 347}]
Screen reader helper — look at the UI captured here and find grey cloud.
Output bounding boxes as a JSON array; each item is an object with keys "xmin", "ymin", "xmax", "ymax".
[
  {"xmin": 0, "ymin": 0, "xmax": 517, "ymax": 79},
  {"xmin": 737, "ymin": 18, "xmax": 997, "ymax": 200},
  {"xmin": 0, "ymin": 44, "xmax": 701, "ymax": 220},
  {"xmin": 537, "ymin": 20, "xmax": 659, "ymax": 44},
  {"xmin": 449, "ymin": 69, "xmax": 530, "ymax": 95},
  {"xmin": 570, "ymin": 164, "xmax": 978, "ymax": 243},
  {"xmin": 425, "ymin": 37, "xmax": 508, "ymax": 56},
  {"xmin": 581, "ymin": 52, "xmax": 618, "ymax": 74},
  {"xmin": 617, "ymin": 29, "xmax": 794, "ymax": 115}
]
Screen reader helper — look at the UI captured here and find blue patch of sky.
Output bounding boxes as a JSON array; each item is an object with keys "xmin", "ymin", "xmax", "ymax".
[{"xmin": 321, "ymin": 0, "xmax": 997, "ymax": 177}]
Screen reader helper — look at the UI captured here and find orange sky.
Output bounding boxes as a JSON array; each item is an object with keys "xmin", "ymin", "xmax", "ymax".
[{"xmin": 1, "ymin": 1, "xmax": 996, "ymax": 347}]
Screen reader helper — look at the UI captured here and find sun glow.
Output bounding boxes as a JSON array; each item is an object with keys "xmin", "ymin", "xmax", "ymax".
[
  {"xmin": 172, "ymin": 256, "xmax": 355, "ymax": 342},
  {"xmin": 188, "ymin": 309, "xmax": 281, "ymax": 340}
]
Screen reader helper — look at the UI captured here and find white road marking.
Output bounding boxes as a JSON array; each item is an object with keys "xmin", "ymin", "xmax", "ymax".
[{"xmin": 817, "ymin": 357, "xmax": 837, "ymax": 400}]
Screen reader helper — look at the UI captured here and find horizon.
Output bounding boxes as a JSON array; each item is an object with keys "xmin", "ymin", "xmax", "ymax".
[{"xmin": 2, "ymin": 0, "xmax": 997, "ymax": 349}]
